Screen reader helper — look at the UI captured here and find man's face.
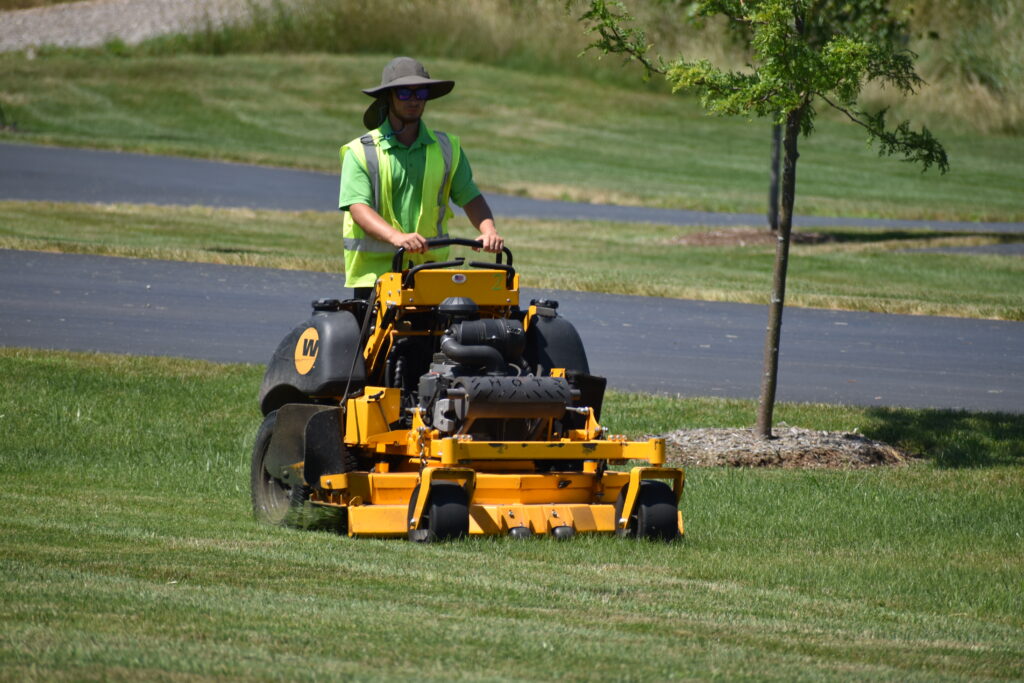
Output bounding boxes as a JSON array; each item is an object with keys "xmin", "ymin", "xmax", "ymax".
[{"xmin": 389, "ymin": 87, "xmax": 428, "ymax": 126}]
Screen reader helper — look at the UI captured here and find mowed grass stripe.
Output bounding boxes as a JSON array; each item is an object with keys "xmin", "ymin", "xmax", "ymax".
[
  {"xmin": 2, "ymin": 538, "xmax": 1020, "ymax": 679},
  {"xmin": 3, "ymin": 514, "xmax": 1021, "ymax": 680},
  {"xmin": 1, "ymin": 349, "xmax": 1021, "ymax": 678}
]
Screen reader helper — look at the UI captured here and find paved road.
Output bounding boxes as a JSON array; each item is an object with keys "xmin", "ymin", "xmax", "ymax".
[
  {"xmin": 2, "ymin": 249, "xmax": 1021, "ymax": 413},
  {"xmin": 4, "ymin": 142, "xmax": 1024, "ymax": 232}
]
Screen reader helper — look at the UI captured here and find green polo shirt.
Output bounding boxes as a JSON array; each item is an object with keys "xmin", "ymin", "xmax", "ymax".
[{"xmin": 339, "ymin": 120, "xmax": 481, "ymax": 233}]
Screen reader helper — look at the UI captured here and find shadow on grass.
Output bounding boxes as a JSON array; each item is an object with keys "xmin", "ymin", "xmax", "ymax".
[
  {"xmin": 808, "ymin": 229, "xmax": 1024, "ymax": 245},
  {"xmin": 677, "ymin": 229, "xmax": 1024, "ymax": 249},
  {"xmin": 863, "ymin": 407, "xmax": 1024, "ymax": 468}
]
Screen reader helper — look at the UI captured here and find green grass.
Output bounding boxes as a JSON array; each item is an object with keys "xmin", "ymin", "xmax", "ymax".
[
  {"xmin": 4, "ymin": 200, "xmax": 1022, "ymax": 319},
  {"xmin": 2, "ymin": 51, "xmax": 1023, "ymax": 222},
  {"xmin": 511, "ymin": 219, "xmax": 1024, "ymax": 320},
  {"xmin": 1, "ymin": 348, "xmax": 1022, "ymax": 679},
  {"xmin": 607, "ymin": 392, "xmax": 1024, "ymax": 469},
  {"xmin": 0, "ymin": 201, "xmax": 340, "ymax": 271}
]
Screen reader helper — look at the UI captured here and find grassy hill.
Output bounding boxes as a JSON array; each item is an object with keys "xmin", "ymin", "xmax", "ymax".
[
  {"xmin": 2, "ymin": 0, "xmax": 1023, "ymax": 221},
  {"xmin": 2, "ymin": 51, "xmax": 1022, "ymax": 223},
  {"xmin": 132, "ymin": 0, "xmax": 1024, "ymax": 137}
]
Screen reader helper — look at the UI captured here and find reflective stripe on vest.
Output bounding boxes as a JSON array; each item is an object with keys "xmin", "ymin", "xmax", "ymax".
[
  {"xmin": 433, "ymin": 131, "xmax": 452, "ymax": 238},
  {"xmin": 342, "ymin": 237, "xmax": 393, "ymax": 253},
  {"xmin": 360, "ymin": 134, "xmax": 380, "ymax": 214}
]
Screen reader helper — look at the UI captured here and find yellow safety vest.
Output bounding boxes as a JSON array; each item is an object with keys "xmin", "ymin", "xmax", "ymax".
[{"xmin": 340, "ymin": 126, "xmax": 460, "ymax": 288}]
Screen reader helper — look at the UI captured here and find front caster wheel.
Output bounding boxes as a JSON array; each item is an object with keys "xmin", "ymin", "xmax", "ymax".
[
  {"xmin": 407, "ymin": 481, "xmax": 469, "ymax": 542},
  {"xmin": 615, "ymin": 480, "xmax": 679, "ymax": 541}
]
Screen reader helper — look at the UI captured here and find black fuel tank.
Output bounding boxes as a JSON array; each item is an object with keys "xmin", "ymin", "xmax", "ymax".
[
  {"xmin": 258, "ymin": 307, "xmax": 367, "ymax": 415},
  {"xmin": 523, "ymin": 300, "xmax": 590, "ymax": 375}
]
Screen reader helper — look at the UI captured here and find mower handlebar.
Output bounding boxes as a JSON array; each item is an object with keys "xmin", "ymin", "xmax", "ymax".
[{"xmin": 391, "ymin": 237, "xmax": 513, "ymax": 273}]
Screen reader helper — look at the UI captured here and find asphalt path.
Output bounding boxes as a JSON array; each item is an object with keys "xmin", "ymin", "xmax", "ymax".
[
  {"xmin": 2, "ymin": 249, "xmax": 1021, "ymax": 413},
  {"xmin": 4, "ymin": 142, "xmax": 1024, "ymax": 232}
]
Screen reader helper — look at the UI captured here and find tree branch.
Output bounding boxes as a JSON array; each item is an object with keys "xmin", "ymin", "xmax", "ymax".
[
  {"xmin": 819, "ymin": 93, "xmax": 949, "ymax": 173},
  {"xmin": 575, "ymin": 0, "xmax": 667, "ymax": 77}
]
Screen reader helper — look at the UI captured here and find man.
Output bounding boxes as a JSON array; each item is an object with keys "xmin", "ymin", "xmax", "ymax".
[{"xmin": 339, "ymin": 57, "xmax": 504, "ymax": 298}]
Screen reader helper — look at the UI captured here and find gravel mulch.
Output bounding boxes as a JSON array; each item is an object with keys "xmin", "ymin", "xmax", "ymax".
[
  {"xmin": 661, "ymin": 424, "xmax": 916, "ymax": 469},
  {"xmin": 0, "ymin": 0, "xmax": 266, "ymax": 52},
  {"xmin": 667, "ymin": 227, "xmax": 838, "ymax": 247}
]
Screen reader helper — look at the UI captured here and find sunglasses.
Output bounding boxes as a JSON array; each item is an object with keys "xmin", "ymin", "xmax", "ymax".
[{"xmin": 394, "ymin": 86, "xmax": 431, "ymax": 101}]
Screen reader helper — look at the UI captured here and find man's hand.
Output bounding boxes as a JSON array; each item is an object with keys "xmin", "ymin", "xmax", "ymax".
[
  {"xmin": 391, "ymin": 231, "xmax": 429, "ymax": 253},
  {"xmin": 475, "ymin": 232, "xmax": 505, "ymax": 253}
]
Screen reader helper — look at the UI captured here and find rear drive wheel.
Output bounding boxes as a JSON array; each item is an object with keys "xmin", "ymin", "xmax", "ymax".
[
  {"xmin": 615, "ymin": 480, "xmax": 679, "ymax": 541},
  {"xmin": 407, "ymin": 481, "xmax": 469, "ymax": 542},
  {"xmin": 250, "ymin": 411, "xmax": 309, "ymax": 526}
]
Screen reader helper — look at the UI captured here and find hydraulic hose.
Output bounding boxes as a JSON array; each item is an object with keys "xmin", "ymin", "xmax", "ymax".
[{"xmin": 439, "ymin": 335, "xmax": 506, "ymax": 375}]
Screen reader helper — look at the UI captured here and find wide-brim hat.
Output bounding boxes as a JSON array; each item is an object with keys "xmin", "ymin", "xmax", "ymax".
[{"xmin": 362, "ymin": 57, "xmax": 454, "ymax": 129}]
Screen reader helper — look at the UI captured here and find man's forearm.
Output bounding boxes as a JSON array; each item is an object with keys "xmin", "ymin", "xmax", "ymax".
[
  {"xmin": 350, "ymin": 203, "xmax": 400, "ymax": 242},
  {"xmin": 463, "ymin": 195, "xmax": 496, "ymax": 234}
]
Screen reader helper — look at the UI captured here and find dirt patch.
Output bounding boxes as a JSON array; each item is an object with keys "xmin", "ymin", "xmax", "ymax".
[
  {"xmin": 660, "ymin": 425, "xmax": 917, "ymax": 469},
  {"xmin": 667, "ymin": 228, "xmax": 838, "ymax": 247}
]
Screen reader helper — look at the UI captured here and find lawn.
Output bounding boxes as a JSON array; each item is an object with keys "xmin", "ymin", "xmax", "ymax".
[
  {"xmin": 3, "ymin": 201, "xmax": 1022, "ymax": 319},
  {"xmin": 1, "ymin": 348, "xmax": 1021, "ymax": 679},
  {"xmin": 2, "ymin": 51, "xmax": 1022, "ymax": 222}
]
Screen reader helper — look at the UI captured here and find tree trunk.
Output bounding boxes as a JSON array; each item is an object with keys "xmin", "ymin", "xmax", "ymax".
[
  {"xmin": 755, "ymin": 108, "xmax": 802, "ymax": 439},
  {"xmin": 768, "ymin": 122, "xmax": 781, "ymax": 232}
]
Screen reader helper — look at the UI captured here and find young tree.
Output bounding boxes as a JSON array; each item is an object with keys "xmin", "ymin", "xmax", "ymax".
[
  {"xmin": 576, "ymin": 0, "xmax": 948, "ymax": 438},
  {"xmin": 734, "ymin": 2, "xmax": 915, "ymax": 233}
]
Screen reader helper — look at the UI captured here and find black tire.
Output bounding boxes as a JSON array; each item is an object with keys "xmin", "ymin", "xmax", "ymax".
[
  {"xmin": 407, "ymin": 481, "xmax": 469, "ymax": 542},
  {"xmin": 250, "ymin": 411, "xmax": 309, "ymax": 526},
  {"xmin": 615, "ymin": 480, "xmax": 679, "ymax": 541}
]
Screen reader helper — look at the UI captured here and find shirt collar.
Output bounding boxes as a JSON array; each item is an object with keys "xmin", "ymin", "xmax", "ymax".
[{"xmin": 377, "ymin": 120, "xmax": 433, "ymax": 151}]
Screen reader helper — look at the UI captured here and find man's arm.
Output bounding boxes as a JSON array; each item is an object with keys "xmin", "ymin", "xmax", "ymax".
[
  {"xmin": 462, "ymin": 194, "xmax": 504, "ymax": 253},
  {"xmin": 349, "ymin": 203, "xmax": 429, "ymax": 253}
]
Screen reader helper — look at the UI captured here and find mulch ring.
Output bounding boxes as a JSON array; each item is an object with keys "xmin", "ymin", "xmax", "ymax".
[
  {"xmin": 667, "ymin": 228, "xmax": 839, "ymax": 247},
  {"xmin": 660, "ymin": 425, "xmax": 918, "ymax": 469}
]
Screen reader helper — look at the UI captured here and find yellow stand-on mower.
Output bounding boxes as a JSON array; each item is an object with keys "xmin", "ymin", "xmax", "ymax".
[{"xmin": 251, "ymin": 238, "xmax": 684, "ymax": 541}]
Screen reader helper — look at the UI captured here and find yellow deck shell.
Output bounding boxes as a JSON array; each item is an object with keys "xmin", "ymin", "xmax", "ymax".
[{"xmin": 315, "ymin": 467, "xmax": 684, "ymax": 537}]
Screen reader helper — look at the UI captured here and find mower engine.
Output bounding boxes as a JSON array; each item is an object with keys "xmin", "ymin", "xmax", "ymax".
[{"xmin": 417, "ymin": 297, "xmax": 575, "ymax": 439}]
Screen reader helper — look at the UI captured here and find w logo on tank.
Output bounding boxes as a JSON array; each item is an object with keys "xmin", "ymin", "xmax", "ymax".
[{"xmin": 293, "ymin": 327, "xmax": 320, "ymax": 375}]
